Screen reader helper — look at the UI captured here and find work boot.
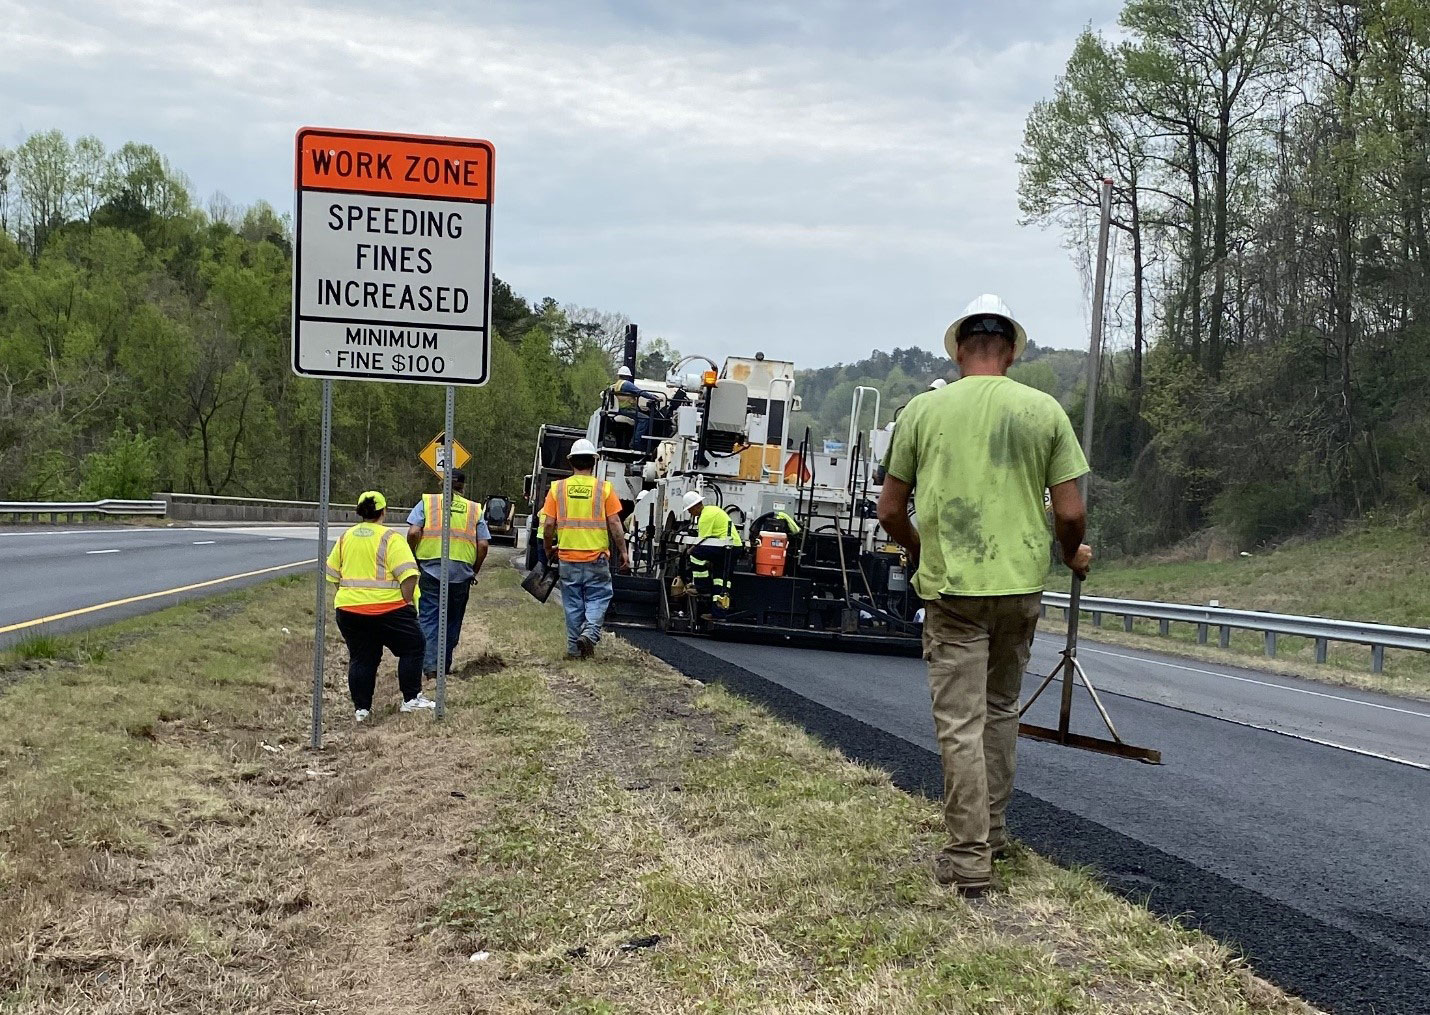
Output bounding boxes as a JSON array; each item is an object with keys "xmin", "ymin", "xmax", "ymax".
[
  {"xmin": 576, "ymin": 635, "xmax": 595, "ymax": 658},
  {"xmin": 931, "ymin": 853, "xmax": 992, "ymax": 898},
  {"xmin": 423, "ymin": 668, "xmax": 437, "ymax": 683}
]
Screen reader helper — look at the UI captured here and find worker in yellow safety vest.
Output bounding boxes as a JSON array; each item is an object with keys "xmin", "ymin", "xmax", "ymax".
[
  {"xmin": 681, "ymin": 490, "xmax": 742, "ymax": 618},
  {"xmin": 542, "ymin": 438, "xmax": 629, "ymax": 658},
  {"xmin": 405, "ymin": 468, "xmax": 489, "ymax": 680},
  {"xmin": 611, "ymin": 365, "xmax": 661, "ymax": 451},
  {"xmin": 325, "ymin": 491, "xmax": 434, "ymax": 722}
]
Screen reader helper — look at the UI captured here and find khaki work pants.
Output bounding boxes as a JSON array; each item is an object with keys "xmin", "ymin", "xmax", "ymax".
[{"xmin": 921, "ymin": 592, "xmax": 1042, "ymax": 885}]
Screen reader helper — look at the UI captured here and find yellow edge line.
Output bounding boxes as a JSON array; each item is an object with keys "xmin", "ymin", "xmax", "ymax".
[{"xmin": 0, "ymin": 559, "xmax": 316, "ymax": 636}]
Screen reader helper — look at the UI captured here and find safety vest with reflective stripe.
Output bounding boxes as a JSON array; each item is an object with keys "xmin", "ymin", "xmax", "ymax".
[
  {"xmin": 414, "ymin": 493, "xmax": 482, "ymax": 564},
  {"xmin": 553, "ymin": 475, "xmax": 613, "ymax": 554},
  {"xmin": 696, "ymin": 504, "xmax": 744, "ymax": 548},
  {"xmin": 610, "ymin": 381, "xmax": 638, "ymax": 412},
  {"xmin": 325, "ymin": 523, "xmax": 419, "ymax": 609}
]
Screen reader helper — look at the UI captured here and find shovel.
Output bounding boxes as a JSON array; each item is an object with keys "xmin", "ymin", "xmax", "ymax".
[{"xmin": 521, "ymin": 565, "xmax": 560, "ymax": 603}]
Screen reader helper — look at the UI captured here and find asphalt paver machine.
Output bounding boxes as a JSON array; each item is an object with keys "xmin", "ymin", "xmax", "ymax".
[{"xmin": 572, "ymin": 352, "xmax": 923, "ymax": 652}]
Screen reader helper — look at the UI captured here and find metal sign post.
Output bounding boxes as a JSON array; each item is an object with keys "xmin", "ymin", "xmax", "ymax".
[
  {"xmin": 311, "ymin": 379, "xmax": 332, "ymax": 749},
  {"xmin": 1018, "ymin": 177, "xmax": 1160, "ymax": 765},
  {"xmin": 294, "ymin": 127, "xmax": 494, "ymax": 743},
  {"xmin": 436, "ymin": 388, "xmax": 455, "ymax": 718}
]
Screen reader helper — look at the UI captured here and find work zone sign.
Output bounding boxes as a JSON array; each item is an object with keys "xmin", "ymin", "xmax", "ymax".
[{"xmin": 292, "ymin": 127, "xmax": 494, "ymax": 385}]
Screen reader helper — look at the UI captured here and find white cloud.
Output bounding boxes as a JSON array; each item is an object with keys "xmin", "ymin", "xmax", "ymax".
[{"xmin": 0, "ymin": 0, "xmax": 1124, "ymax": 365}]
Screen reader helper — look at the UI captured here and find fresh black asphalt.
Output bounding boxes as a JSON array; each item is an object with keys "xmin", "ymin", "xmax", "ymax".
[{"xmin": 620, "ymin": 628, "xmax": 1430, "ymax": 1015}]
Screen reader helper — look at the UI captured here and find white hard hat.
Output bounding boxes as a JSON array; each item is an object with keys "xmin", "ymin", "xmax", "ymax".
[
  {"xmin": 928, "ymin": 378, "xmax": 947, "ymax": 390},
  {"xmin": 617, "ymin": 365, "xmax": 633, "ymax": 378},
  {"xmin": 944, "ymin": 294, "xmax": 1028, "ymax": 360},
  {"xmin": 569, "ymin": 438, "xmax": 599, "ymax": 459},
  {"xmin": 681, "ymin": 490, "xmax": 705, "ymax": 512}
]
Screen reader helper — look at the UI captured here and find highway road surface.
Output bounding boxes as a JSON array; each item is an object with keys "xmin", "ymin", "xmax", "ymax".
[
  {"xmin": 623, "ymin": 628, "xmax": 1430, "ymax": 1015},
  {"xmin": 0, "ymin": 525, "xmax": 321, "ymax": 647}
]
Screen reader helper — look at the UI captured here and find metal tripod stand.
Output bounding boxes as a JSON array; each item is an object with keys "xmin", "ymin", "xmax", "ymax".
[{"xmin": 1018, "ymin": 573, "xmax": 1161, "ymax": 763}]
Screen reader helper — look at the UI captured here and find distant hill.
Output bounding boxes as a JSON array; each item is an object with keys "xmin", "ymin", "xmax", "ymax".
[{"xmin": 790, "ymin": 343, "xmax": 1086, "ymax": 446}]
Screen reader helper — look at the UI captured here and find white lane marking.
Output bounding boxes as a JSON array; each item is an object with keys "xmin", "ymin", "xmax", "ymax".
[
  {"xmin": 0, "ymin": 528, "xmax": 164, "ymax": 538},
  {"xmin": 1141, "ymin": 699, "xmax": 1430, "ymax": 771},
  {"xmin": 192, "ymin": 540, "xmax": 216, "ymax": 545},
  {"xmin": 85, "ymin": 549, "xmax": 120, "ymax": 554},
  {"xmin": 267, "ymin": 537, "xmax": 285, "ymax": 541},
  {"xmin": 1058, "ymin": 641, "xmax": 1430, "ymax": 721}
]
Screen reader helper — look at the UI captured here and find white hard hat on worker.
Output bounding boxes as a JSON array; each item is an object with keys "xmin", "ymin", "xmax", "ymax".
[
  {"xmin": 944, "ymin": 294, "xmax": 1027, "ymax": 361},
  {"xmin": 617, "ymin": 365, "xmax": 633, "ymax": 379},
  {"xmin": 569, "ymin": 438, "xmax": 599, "ymax": 459},
  {"xmin": 681, "ymin": 490, "xmax": 705, "ymax": 514}
]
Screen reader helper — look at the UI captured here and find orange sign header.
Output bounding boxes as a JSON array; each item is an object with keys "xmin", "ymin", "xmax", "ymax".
[{"xmin": 296, "ymin": 128, "xmax": 493, "ymax": 201}]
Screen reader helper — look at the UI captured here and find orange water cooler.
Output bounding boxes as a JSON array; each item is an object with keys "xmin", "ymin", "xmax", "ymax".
[{"xmin": 754, "ymin": 531, "xmax": 788, "ymax": 576}]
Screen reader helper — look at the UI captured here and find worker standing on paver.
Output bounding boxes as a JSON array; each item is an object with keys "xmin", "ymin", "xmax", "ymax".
[
  {"xmin": 406, "ymin": 468, "xmax": 490, "ymax": 680},
  {"xmin": 542, "ymin": 439, "xmax": 629, "ymax": 658},
  {"xmin": 681, "ymin": 490, "xmax": 743, "ymax": 618},
  {"xmin": 876, "ymin": 294, "xmax": 1092, "ymax": 897},
  {"xmin": 325, "ymin": 491, "xmax": 435, "ymax": 721}
]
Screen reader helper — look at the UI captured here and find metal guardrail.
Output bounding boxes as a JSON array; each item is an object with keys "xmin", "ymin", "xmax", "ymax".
[
  {"xmin": 158, "ymin": 492, "xmax": 359, "ymax": 509},
  {"xmin": 1043, "ymin": 591, "xmax": 1430, "ymax": 673},
  {"xmin": 0, "ymin": 499, "xmax": 166, "ymax": 518}
]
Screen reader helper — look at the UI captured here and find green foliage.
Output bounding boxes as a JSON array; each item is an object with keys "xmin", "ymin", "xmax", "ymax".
[
  {"xmin": 1019, "ymin": 2, "xmax": 1430, "ymax": 554},
  {"xmin": 1008, "ymin": 360, "xmax": 1057, "ymax": 395},
  {"xmin": 794, "ymin": 343, "xmax": 1085, "ymax": 445},
  {"xmin": 80, "ymin": 427, "xmax": 159, "ymax": 500},
  {"xmin": 0, "ymin": 130, "xmax": 627, "ymax": 508}
]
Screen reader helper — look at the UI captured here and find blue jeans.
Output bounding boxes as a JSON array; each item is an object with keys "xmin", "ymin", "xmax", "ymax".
[
  {"xmin": 632, "ymin": 412, "xmax": 651, "ymax": 451},
  {"xmin": 559, "ymin": 556, "xmax": 613, "ymax": 654},
  {"xmin": 417, "ymin": 570, "xmax": 471, "ymax": 674}
]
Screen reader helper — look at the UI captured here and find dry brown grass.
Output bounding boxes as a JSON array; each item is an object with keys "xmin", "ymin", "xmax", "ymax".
[{"xmin": 0, "ymin": 560, "xmax": 1322, "ymax": 1014}]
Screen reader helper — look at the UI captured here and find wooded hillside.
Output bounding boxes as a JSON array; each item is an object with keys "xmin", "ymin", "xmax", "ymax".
[
  {"xmin": 0, "ymin": 131, "xmax": 633, "ymax": 507},
  {"xmin": 791, "ymin": 343, "xmax": 1087, "ymax": 448},
  {"xmin": 1020, "ymin": 0, "xmax": 1430, "ymax": 552}
]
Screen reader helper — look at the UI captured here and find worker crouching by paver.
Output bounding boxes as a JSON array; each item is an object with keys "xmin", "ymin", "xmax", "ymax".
[
  {"xmin": 681, "ymin": 490, "xmax": 742, "ymax": 620},
  {"xmin": 542, "ymin": 439, "xmax": 629, "ymax": 659},
  {"xmin": 325, "ymin": 491, "xmax": 436, "ymax": 722},
  {"xmin": 876, "ymin": 295, "xmax": 1092, "ymax": 897}
]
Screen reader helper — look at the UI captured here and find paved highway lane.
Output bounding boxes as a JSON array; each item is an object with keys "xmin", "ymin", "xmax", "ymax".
[
  {"xmin": 0, "ymin": 526, "xmax": 322, "ymax": 647},
  {"xmin": 624, "ymin": 628, "xmax": 1430, "ymax": 1014}
]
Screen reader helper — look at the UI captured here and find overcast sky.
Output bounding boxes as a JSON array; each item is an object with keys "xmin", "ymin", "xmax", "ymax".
[{"xmin": 3, "ymin": 0, "xmax": 1122, "ymax": 368}]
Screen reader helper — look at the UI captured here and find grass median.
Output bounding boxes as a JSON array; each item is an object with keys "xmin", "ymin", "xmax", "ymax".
[{"xmin": 0, "ymin": 559, "xmax": 1316, "ymax": 1013}]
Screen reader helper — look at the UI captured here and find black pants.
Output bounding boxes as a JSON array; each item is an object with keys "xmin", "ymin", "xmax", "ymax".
[{"xmin": 335, "ymin": 605, "xmax": 425, "ymax": 710}]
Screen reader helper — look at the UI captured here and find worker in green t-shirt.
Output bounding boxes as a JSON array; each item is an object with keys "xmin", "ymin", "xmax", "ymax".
[{"xmin": 876, "ymin": 293, "xmax": 1092, "ymax": 898}]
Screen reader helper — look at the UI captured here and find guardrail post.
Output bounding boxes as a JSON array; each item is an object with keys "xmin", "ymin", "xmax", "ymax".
[
  {"xmin": 1315, "ymin": 638, "xmax": 1328, "ymax": 664},
  {"xmin": 1265, "ymin": 631, "xmax": 1277, "ymax": 657},
  {"xmin": 1197, "ymin": 623, "xmax": 1208, "ymax": 644},
  {"xmin": 1158, "ymin": 619, "xmax": 1170, "ymax": 637},
  {"xmin": 1040, "ymin": 603, "xmax": 1047, "ymax": 619},
  {"xmin": 1372, "ymin": 645, "xmax": 1385, "ymax": 674},
  {"xmin": 1219, "ymin": 626, "xmax": 1230, "ymax": 648},
  {"xmin": 1123, "ymin": 614, "xmax": 1133, "ymax": 632},
  {"xmin": 1092, "ymin": 611, "xmax": 1103, "ymax": 628}
]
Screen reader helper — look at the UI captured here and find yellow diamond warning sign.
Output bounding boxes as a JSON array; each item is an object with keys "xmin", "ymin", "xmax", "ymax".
[{"xmin": 419, "ymin": 432, "xmax": 471, "ymax": 478}]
